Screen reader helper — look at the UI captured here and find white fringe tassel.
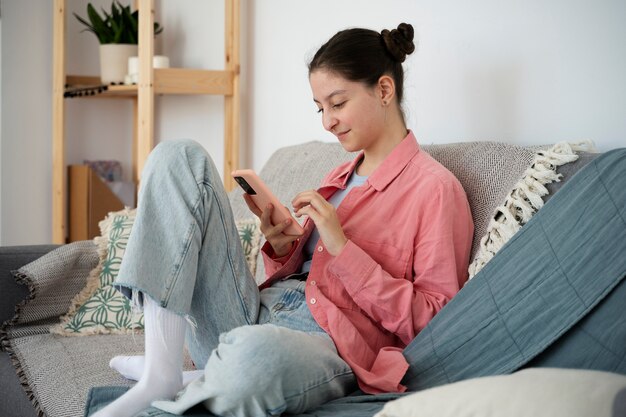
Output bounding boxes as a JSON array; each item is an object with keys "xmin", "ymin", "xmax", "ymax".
[{"xmin": 467, "ymin": 140, "xmax": 596, "ymax": 280}]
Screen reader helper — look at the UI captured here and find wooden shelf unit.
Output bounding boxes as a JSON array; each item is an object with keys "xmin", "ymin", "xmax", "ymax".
[{"xmin": 52, "ymin": 0, "xmax": 241, "ymax": 244}]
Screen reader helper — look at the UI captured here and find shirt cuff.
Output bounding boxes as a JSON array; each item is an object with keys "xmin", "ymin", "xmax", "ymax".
[{"xmin": 262, "ymin": 239, "xmax": 298, "ymax": 268}]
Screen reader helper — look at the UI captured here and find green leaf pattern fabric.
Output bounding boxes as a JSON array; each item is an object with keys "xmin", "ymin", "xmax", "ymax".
[
  {"xmin": 52, "ymin": 209, "xmax": 261, "ymax": 336},
  {"xmin": 236, "ymin": 218, "xmax": 262, "ymax": 277},
  {"xmin": 51, "ymin": 209, "xmax": 142, "ymax": 335}
]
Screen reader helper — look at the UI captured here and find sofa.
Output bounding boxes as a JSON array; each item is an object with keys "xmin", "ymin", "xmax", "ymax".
[{"xmin": 2, "ymin": 140, "xmax": 625, "ymax": 417}]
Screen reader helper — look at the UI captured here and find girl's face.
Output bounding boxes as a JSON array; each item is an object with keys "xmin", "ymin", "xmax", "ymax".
[{"xmin": 309, "ymin": 69, "xmax": 385, "ymax": 153}]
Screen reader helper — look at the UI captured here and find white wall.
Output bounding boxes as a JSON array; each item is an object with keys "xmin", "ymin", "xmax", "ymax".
[
  {"xmin": 1, "ymin": 0, "xmax": 53, "ymax": 245},
  {"xmin": 247, "ymin": 0, "xmax": 626, "ymax": 171},
  {"xmin": 1, "ymin": 0, "xmax": 625, "ymax": 244}
]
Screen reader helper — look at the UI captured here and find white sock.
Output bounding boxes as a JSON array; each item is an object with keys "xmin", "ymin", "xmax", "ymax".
[
  {"xmin": 109, "ymin": 355, "xmax": 145, "ymax": 381},
  {"xmin": 110, "ymin": 355, "xmax": 204, "ymax": 386},
  {"xmin": 92, "ymin": 296, "xmax": 187, "ymax": 417},
  {"xmin": 182, "ymin": 369, "xmax": 205, "ymax": 385}
]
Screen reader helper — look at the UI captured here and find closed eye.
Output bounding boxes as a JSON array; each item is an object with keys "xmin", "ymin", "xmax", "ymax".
[{"xmin": 316, "ymin": 100, "xmax": 346, "ymax": 114}]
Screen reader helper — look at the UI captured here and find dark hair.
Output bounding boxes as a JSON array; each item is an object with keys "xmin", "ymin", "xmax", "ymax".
[{"xmin": 308, "ymin": 23, "xmax": 415, "ymax": 103}]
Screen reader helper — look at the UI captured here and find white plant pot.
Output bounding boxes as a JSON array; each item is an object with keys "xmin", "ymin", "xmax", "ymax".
[{"xmin": 99, "ymin": 44, "xmax": 138, "ymax": 84}]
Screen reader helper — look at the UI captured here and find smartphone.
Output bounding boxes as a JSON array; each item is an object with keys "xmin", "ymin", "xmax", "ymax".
[{"xmin": 231, "ymin": 169, "xmax": 304, "ymax": 236}]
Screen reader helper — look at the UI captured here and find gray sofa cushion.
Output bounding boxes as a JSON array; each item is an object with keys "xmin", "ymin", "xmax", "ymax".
[{"xmin": 0, "ymin": 352, "xmax": 38, "ymax": 417}]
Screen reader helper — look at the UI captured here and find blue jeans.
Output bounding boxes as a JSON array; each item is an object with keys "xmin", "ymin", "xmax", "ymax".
[{"xmin": 115, "ymin": 140, "xmax": 357, "ymax": 416}]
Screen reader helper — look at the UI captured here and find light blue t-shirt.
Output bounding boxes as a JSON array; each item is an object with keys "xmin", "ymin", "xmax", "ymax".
[{"xmin": 300, "ymin": 170, "xmax": 368, "ymax": 273}]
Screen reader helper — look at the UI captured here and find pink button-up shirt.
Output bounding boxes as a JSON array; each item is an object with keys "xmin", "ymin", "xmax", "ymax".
[{"xmin": 260, "ymin": 131, "xmax": 474, "ymax": 394}]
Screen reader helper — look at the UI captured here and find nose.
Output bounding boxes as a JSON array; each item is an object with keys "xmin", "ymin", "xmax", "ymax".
[{"xmin": 322, "ymin": 111, "xmax": 338, "ymax": 132}]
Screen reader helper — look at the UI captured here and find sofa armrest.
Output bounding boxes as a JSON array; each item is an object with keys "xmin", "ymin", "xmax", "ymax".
[{"xmin": 0, "ymin": 245, "xmax": 60, "ymax": 325}]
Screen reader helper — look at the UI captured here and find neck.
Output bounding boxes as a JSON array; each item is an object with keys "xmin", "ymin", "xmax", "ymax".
[{"xmin": 357, "ymin": 113, "xmax": 408, "ymax": 176}]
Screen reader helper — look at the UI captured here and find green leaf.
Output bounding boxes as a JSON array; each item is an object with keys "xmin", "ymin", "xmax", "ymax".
[
  {"xmin": 123, "ymin": 7, "xmax": 139, "ymax": 44},
  {"xmin": 74, "ymin": 1, "xmax": 162, "ymax": 45},
  {"xmin": 73, "ymin": 12, "xmax": 96, "ymax": 33},
  {"xmin": 87, "ymin": 3, "xmax": 113, "ymax": 43}
]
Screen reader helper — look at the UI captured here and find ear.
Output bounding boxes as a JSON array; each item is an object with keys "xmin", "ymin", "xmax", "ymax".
[{"xmin": 377, "ymin": 75, "xmax": 396, "ymax": 106}]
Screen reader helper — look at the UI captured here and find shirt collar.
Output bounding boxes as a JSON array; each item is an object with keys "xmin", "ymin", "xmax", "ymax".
[{"xmin": 329, "ymin": 130, "xmax": 420, "ymax": 191}]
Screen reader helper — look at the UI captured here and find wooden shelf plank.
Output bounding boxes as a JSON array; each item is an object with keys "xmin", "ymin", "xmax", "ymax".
[
  {"xmin": 66, "ymin": 75, "xmax": 101, "ymax": 85},
  {"xmin": 104, "ymin": 85, "xmax": 140, "ymax": 96},
  {"xmin": 154, "ymin": 68, "xmax": 234, "ymax": 95},
  {"xmin": 65, "ymin": 87, "xmax": 137, "ymax": 98},
  {"xmin": 65, "ymin": 68, "xmax": 234, "ymax": 97}
]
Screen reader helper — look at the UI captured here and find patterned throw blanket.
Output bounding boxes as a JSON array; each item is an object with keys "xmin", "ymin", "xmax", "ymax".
[{"xmin": 0, "ymin": 242, "xmax": 138, "ymax": 417}]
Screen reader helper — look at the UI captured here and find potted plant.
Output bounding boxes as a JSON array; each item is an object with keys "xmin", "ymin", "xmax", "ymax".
[{"xmin": 74, "ymin": 1, "xmax": 163, "ymax": 84}]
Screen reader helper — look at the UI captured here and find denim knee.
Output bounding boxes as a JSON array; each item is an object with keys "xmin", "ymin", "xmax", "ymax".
[
  {"xmin": 141, "ymin": 139, "xmax": 222, "ymax": 195},
  {"xmin": 214, "ymin": 324, "xmax": 289, "ymax": 391},
  {"xmin": 146, "ymin": 139, "xmax": 205, "ymax": 170},
  {"xmin": 202, "ymin": 325, "xmax": 291, "ymax": 416}
]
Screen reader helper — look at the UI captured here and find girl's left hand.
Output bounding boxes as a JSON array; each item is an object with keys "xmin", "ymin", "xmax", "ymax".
[{"xmin": 292, "ymin": 190, "xmax": 348, "ymax": 256}]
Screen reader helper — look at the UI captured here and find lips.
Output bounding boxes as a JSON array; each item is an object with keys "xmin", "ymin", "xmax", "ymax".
[{"xmin": 336, "ymin": 130, "xmax": 350, "ymax": 140}]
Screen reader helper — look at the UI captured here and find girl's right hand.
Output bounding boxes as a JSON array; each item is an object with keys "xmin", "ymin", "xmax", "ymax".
[{"xmin": 243, "ymin": 194, "xmax": 301, "ymax": 257}]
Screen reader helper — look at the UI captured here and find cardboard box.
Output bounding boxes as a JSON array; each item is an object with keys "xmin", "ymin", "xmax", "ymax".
[{"xmin": 68, "ymin": 165, "xmax": 125, "ymax": 242}]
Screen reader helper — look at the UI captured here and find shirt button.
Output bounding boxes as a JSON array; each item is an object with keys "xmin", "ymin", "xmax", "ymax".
[
  {"xmin": 310, "ymin": 298, "xmax": 317, "ymax": 304},
  {"xmin": 310, "ymin": 280, "xmax": 316, "ymax": 286},
  {"xmin": 317, "ymin": 246, "xmax": 324, "ymax": 252}
]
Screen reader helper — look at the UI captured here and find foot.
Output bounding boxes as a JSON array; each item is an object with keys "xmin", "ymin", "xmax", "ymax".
[
  {"xmin": 109, "ymin": 355, "xmax": 145, "ymax": 381},
  {"xmin": 110, "ymin": 355, "xmax": 204, "ymax": 386},
  {"xmin": 91, "ymin": 374, "xmax": 182, "ymax": 417},
  {"xmin": 92, "ymin": 296, "xmax": 187, "ymax": 417}
]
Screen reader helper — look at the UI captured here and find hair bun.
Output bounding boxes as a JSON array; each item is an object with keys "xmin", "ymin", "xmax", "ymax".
[{"xmin": 381, "ymin": 23, "xmax": 415, "ymax": 63}]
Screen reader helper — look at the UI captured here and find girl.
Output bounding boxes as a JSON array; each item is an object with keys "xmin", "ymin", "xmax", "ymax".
[{"xmin": 93, "ymin": 22, "xmax": 474, "ymax": 417}]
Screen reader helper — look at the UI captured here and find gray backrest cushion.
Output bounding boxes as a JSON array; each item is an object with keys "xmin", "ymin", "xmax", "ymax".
[{"xmin": 228, "ymin": 141, "xmax": 593, "ymax": 282}]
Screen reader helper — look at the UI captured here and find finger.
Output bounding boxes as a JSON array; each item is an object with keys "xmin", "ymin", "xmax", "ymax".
[
  {"xmin": 259, "ymin": 203, "xmax": 276, "ymax": 233},
  {"xmin": 291, "ymin": 190, "xmax": 315, "ymax": 205},
  {"xmin": 278, "ymin": 234, "xmax": 301, "ymax": 246},
  {"xmin": 292, "ymin": 190, "xmax": 322, "ymax": 211},
  {"xmin": 296, "ymin": 194, "xmax": 330, "ymax": 216},
  {"xmin": 260, "ymin": 205, "xmax": 297, "ymax": 237},
  {"xmin": 266, "ymin": 217, "xmax": 299, "ymax": 237},
  {"xmin": 264, "ymin": 203, "xmax": 275, "ymax": 221},
  {"xmin": 271, "ymin": 233, "xmax": 301, "ymax": 252},
  {"xmin": 294, "ymin": 204, "xmax": 320, "ymax": 223}
]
